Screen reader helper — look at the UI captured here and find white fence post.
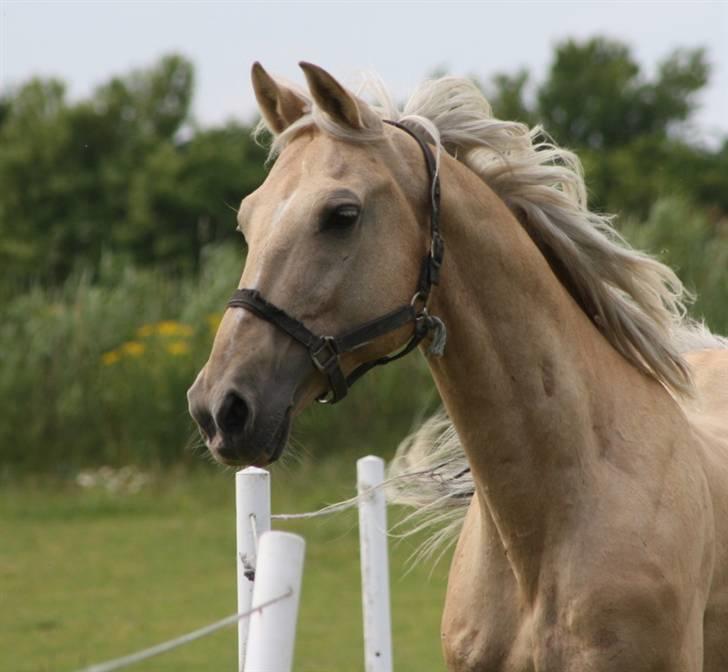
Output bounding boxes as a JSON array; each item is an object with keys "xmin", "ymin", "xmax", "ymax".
[
  {"xmin": 236, "ymin": 467, "xmax": 271, "ymax": 671},
  {"xmin": 357, "ymin": 455, "xmax": 393, "ymax": 672},
  {"xmin": 243, "ymin": 531, "xmax": 305, "ymax": 672}
]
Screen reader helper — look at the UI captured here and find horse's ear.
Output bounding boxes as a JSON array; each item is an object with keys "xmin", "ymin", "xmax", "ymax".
[
  {"xmin": 251, "ymin": 62, "xmax": 308, "ymax": 134},
  {"xmin": 299, "ymin": 62, "xmax": 381, "ymax": 131}
]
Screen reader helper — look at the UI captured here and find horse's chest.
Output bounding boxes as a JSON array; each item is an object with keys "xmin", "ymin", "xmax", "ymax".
[
  {"xmin": 441, "ymin": 504, "xmax": 529, "ymax": 671},
  {"xmin": 442, "ymin": 589, "xmax": 575, "ymax": 672},
  {"xmin": 441, "ymin": 614, "xmax": 535, "ymax": 672},
  {"xmin": 440, "ymin": 500, "xmax": 570, "ymax": 672}
]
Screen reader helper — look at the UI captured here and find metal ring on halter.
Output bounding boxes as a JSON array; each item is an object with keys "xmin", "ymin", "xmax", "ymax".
[
  {"xmin": 316, "ymin": 389, "xmax": 336, "ymax": 405},
  {"xmin": 410, "ymin": 291, "xmax": 428, "ymax": 311}
]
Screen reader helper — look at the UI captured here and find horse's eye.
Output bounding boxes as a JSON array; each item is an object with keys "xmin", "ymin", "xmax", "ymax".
[{"xmin": 322, "ymin": 204, "xmax": 360, "ymax": 231}]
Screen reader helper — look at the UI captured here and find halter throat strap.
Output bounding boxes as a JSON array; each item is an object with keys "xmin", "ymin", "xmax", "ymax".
[{"xmin": 227, "ymin": 120, "xmax": 444, "ymax": 404}]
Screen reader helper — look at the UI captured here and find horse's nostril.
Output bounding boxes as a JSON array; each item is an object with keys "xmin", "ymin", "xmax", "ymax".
[{"xmin": 216, "ymin": 392, "xmax": 250, "ymax": 436}]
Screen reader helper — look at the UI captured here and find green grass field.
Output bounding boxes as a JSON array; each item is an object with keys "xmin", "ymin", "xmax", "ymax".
[{"xmin": 1, "ymin": 457, "xmax": 450, "ymax": 671}]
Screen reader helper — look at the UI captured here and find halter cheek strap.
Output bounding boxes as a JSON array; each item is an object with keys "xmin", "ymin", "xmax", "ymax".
[{"xmin": 226, "ymin": 120, "xmax": 446, "ymax": 404}]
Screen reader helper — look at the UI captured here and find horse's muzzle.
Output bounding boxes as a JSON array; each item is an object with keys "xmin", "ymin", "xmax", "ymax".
[{"xmin": 188, "ymin": 377, "xmax": 293, "ymax": 467}]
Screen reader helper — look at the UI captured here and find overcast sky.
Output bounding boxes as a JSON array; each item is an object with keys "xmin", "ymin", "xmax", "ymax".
[{"xmin": 2, "ymin": 1, "xmax": 727, "ymax": 143}]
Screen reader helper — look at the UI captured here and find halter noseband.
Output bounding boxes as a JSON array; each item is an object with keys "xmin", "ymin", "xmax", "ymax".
[{"xmin": 226, "ymin": 120, "xmax": 446, "ymax": 404}]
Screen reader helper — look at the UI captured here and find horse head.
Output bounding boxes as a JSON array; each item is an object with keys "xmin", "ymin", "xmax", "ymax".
[{"xmin": 187, "ymin": 63, "xmax": 436, "ymax": 466}]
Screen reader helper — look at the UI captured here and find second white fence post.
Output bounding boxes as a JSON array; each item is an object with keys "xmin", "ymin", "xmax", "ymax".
[
  {"xmin": 244, "ymin": 531, "xmax": 305, "ymax": 672},
  {"xmin": 357, "ymin": 455, "xmax": 393, "ymax": 672}
]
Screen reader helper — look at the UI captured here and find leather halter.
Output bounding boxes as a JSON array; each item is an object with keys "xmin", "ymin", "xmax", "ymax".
[{"xmin": 226, "ymin": 120, "xmax": 445, "ymax": 404}]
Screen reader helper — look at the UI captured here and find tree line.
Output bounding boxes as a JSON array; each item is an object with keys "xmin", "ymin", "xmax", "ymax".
[
  {"xmin": 1, "ymin": 37, "xmax": 726, "ymax": 290},
  {"xmin": 0, "ymin": 54, "xmax": 266, "ymax": 287},
  {"xmin": 482, "ymin": 38, "xmax": 728, "ymax": 217}
]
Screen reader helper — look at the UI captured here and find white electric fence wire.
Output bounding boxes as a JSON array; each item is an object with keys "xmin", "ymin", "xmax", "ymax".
[
  {"xmin": 272, "ymin": 496, "xmax": 359, "ymax": 520},
  {"xmin": 74, "ymin": 590, "xmax": 292, "ymax": 672},
  {"xmin": 270, "ymin": 459, "xmax": 460, "ymax": 521}
]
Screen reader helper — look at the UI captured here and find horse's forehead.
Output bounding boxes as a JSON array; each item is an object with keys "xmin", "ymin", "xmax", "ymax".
[
  {"xmin": 277, "ymin": 132, "xmax": 384, "ymax": 190},
  {"xmin": 244, "ymin": 131, "xmax": 393, "ymax": 231}
]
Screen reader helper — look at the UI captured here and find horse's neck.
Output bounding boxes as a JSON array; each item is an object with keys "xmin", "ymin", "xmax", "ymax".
[{"xmin": 426, "ymin": 161, "xmax": 650, "ymax": 596}]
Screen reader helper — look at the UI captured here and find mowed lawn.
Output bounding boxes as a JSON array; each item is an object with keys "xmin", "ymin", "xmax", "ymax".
[{"xmin": 0, "ymin": 457, "xmax": 450, "ymax": 671}]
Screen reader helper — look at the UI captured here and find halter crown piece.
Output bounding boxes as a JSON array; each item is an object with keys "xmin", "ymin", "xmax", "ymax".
[{"xmin": 226, "ymin": 120, "xmax": 446, "ymax": 404}]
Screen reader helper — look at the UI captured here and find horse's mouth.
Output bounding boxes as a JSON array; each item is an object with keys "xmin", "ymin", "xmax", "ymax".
[{"xmin": 209, "ymin": 409, "xmax": 292, "ymax": 468}]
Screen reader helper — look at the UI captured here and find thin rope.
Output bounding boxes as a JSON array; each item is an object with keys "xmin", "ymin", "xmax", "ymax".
[
  {"xmin": 272, "ymin": 496, "xmax": 359, "ymax": 520},
  {"xmin": 74, "ymin": 589, "xmax": 293, "ymax": 672},
  {"xmin": 271, "ymin": 459, "xmax": 463, "ymax": 521}
]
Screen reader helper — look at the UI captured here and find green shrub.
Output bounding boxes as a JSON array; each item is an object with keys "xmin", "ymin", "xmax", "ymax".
[{"xmin": 621, "ymin": 197, "xmax": 728, "ymax": 334}]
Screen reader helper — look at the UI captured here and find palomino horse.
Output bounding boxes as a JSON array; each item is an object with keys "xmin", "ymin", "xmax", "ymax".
[{"xmin": 188, "ymin": 62, "xmax": 728, "ymax": 671}]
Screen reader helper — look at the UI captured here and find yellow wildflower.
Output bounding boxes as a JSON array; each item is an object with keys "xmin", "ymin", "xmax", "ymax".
[
  {"xmin": 136, "ymin": 324, "xmax": 155, "ymax": 338},
  {"xmin": 136, "ymin": 321, "xmax": 193, "ymax": 339},
  {"xmin": 121, "ymin": 341, "xmax": 145, "ymax": 357},
  {"xmin": 167, "ymin": 340, "xmax": 191, "ymax": 356},
  {"xmin": 155, "ymin": 321, "xmax": 193, "ymax": 337},
  {"xmin": 101, "ymin": 350, "xmax": 121, "ymax": 366}
]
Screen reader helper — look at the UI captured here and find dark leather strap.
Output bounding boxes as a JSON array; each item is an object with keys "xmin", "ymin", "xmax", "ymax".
[
  {"xmin": 334, "ymin": 304, "xmax": 417, "ymax": 353},
  {"xmin": 384, "ymin": 120, "xmax": 443, "ymax": 292},
  {"xmin": 228, "ymin": 289, "xmax": 321, "ymax": 350},
  {"xmin": 226, "ymin": 120, "xmax": 445, "ymax": 404}
]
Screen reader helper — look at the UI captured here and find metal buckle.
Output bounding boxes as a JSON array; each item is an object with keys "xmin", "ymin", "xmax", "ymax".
[{"xmin": 311, "ymin": 337, "xmax": 339, "ymax": 373}]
